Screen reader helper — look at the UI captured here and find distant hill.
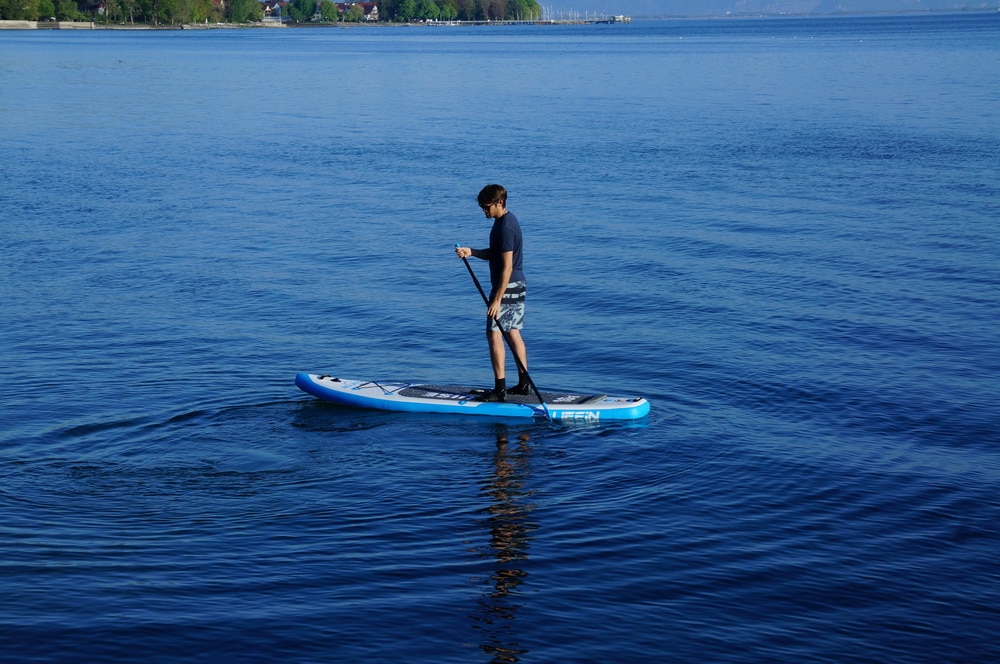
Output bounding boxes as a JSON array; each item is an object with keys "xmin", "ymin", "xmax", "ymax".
[{"xmin": 543, "ymin": 1, "xmax": 998, "ymax": 18}]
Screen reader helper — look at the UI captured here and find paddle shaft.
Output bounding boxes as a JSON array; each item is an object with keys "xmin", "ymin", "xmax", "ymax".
[{"xmin": 457, "ymin": 247, "xmax": 551, "ymax": 420}]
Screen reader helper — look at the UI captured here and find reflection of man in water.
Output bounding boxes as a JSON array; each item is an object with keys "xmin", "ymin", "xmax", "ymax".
[{"xmin": 471, "ymin": 425, "xmax": 537, "ymax": 662}]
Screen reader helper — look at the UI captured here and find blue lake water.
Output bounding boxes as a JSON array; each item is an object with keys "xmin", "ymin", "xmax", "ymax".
[{"xmin": 2, "ymin": 13, "xmax": 999, "ymax": 662}]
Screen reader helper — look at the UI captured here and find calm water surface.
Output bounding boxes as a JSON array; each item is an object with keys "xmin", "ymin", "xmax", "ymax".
[{"xmin": 2, "ymin": 13, "xmax": 999, "ymax": 663}]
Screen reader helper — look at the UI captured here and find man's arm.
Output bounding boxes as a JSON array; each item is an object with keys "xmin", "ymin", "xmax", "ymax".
[{"xmin": 455, "ymin": 246, "xmax": 492, "ymax": 260}]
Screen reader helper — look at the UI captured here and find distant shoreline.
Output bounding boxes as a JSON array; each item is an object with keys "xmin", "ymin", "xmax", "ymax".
[
  {"xmin": 2, "ymin": 10, "xmax": 994, "ymax": 31},
  {"xmin": 1, "ymin": 19, "xmax": 610, "ymax": 30}
]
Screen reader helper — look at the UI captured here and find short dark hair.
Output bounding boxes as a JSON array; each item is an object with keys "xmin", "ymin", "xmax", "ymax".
[{"xmin": 477, "ymin": 184, "xmax": 507, "ymax": 207}]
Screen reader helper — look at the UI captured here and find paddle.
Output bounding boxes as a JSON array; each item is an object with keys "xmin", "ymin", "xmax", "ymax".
[{"xmin": 456, "ymin": 244, "xmax": 551, "ymax": 421}]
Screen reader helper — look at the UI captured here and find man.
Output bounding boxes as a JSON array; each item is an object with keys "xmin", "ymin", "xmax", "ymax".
[{"xmin": 455, "ymin": 184, "xmax": 530, "ymax": 402}]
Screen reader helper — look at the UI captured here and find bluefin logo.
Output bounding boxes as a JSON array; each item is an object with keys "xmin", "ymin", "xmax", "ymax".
[{"xmin": 552, "ymin": 411, "xmax": 600, "ymax": 422}]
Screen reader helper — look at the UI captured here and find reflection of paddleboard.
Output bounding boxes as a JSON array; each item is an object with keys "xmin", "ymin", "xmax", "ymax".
[{"xmin": 295, "ymin": 374, "xmax": 650, "ymax": 422}]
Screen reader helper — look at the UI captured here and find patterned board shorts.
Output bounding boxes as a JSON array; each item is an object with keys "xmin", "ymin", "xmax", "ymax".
[{"xmin": 488, "ymin": 281, "xmax": 526, "ymax": 332}]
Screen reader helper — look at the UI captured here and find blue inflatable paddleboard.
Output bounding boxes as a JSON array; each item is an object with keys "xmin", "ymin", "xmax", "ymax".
[{"xmin": 295, "ymin": 373, "xmax": 650, "ymax": 422}]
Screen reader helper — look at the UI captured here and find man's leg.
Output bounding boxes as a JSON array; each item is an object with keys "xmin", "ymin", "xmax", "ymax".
[
  {"xmin": 506, "ymin": 328, "xmax": 527, "ymax": 376},
  {"xmin": 481, "ymin": 329, "xmax": 508, "ymax": 401},
  {"xmin": 488, "ymin": 329, "xmax": 506, "ymax": 381},
  {"xmin": 506, "ymin": 328, "xmax": 532, "ymax": 394}
]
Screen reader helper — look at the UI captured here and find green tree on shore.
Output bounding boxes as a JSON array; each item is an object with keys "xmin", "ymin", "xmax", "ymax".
[
  {"xmin": 415, "ymin": 0, "xmax": 438, "ymax": 20},
  {"xmin": 319, "ymin": 0, "xmax": 339, "ymax": 21},
  {"xmin": 344, "ymin": 2, "xmax": 364, "ymax": 20},
  {"xmin": 1, "ymin": 0, "xmax": 40, "ymax": 19},
  {"xmin": 438, "ymin": 2, "xmax": 456, "ymax": 19},
  {"xmin": 394, "ymin": 0, "xmax": 416, "ymax": 21},
  {"xmin": 227, "ymin": 0, "xmax": 263, "ymax": 22},
  {"xmin": 286, "ymin": 0, "xmax": 313, "ymax": 21},
  {"xmin": 56, "ymin": 0, "xmax": 84, "ymax": 19}
]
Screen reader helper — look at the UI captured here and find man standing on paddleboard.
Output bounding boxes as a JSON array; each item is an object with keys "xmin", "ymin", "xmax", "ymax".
[{"xmin": 455, "ymin": 184, "xmax": 530, "ymax": 402}]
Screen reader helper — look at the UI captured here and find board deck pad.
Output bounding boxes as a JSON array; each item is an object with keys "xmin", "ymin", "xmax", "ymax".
[
  {"xmin": 399, "ymin": 384, "xmax": 607, "ymax": 405},
  {"xmin": 295, "ymin": 374, "xmax": 650, "ymax": 421}
]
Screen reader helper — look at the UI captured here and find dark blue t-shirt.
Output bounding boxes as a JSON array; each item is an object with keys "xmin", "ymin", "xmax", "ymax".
[{"xmin": 488, "ymin": 211, "xmax": 525, "ymax": 289}]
